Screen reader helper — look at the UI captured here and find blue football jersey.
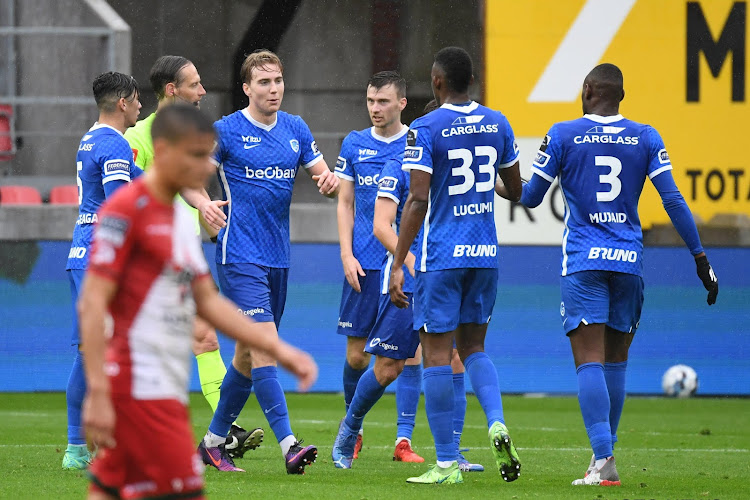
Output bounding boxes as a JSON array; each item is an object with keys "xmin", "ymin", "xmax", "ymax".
[
  {"xmin": 402, "ymin": 101, "xmax": 519, "ymax": 271},
  {"xmin": 376, "ymin": 156, "xmax": 421, "ymax": 294},
  {"xmin": 335, "ymin": 126, "xmax": 409, "ymax": 269},
  {"xmin": 213, "ymin": 109, "xmax": 322, "ymax": 267},
  {"xmin": 526, "ymin": 114, "xmax": 673, "ymax": 277},
  {"xmin": 67, "ymin": 123, "xmax": 142, "ymax": 270}
]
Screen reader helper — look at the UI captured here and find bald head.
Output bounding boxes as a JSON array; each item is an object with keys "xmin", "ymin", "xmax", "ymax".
[{"xmin": 582, "ymin": 63, "xmax": 625, "ymax": 115}]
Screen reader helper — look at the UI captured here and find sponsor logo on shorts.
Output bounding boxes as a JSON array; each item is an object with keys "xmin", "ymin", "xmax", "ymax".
[
  {"xmin": 338, "ymin": 320, "xmax": 353, "ymax": 328},
  {"xmin": 369, "ymin": 337, "xmax": 398, "ymax": 351},
  {"xmin": 239, "ymin": 307, "xmax": 265, "ymax": 316},
  {"xmin": 560, "ymin": 301, "xmax": 565, "ymax": 316}
]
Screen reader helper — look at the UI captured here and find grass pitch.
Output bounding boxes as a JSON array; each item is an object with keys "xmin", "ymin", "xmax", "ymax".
[{"xmin": 1, "ymin": 392, "xmax": 748, "ymax": 499}]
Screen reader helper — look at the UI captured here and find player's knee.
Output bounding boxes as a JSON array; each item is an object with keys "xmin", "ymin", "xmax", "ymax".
[
  {"xmin": 374, "ymin": 358, "xmax": 403, "ymax": 385},
  {"xmin": 347, "ymin": 349, "xmax": 370, "ymax": 370}
]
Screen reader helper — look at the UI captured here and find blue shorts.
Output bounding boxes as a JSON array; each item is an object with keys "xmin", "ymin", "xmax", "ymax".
[
  {"xmin": 68, "ymin": 269, "xmax": 85, "ymax": 345},
  {"xmin": 414, "ymin": 268, "xmax": 498, "ymax": 334},
  {"xmin": 365, "ymin": 293, "xmax": 420, "ymax": 360},
  {"xmin": 560, "ymin": 270, "xmax": 644, "ymax": 335},
  {"xmin": 217, "ymin": 263, "xmax": 288, "ymax": 329},
  {"xmin": 336, "ymin": 269, "xmax": 381, "ymax": 337}
]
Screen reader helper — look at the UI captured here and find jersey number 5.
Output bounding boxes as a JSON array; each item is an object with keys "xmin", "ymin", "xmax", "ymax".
[
  {"xmin": 76, "ymin": 161, "xmax": 83, "ymax": 205},
  {"xmin": 595, "ymin": 155, "xmax": 622, "ymax": 202},
  {"xmin": 448, "ymin": 146, "xmax": 497, "ymax": 196}
]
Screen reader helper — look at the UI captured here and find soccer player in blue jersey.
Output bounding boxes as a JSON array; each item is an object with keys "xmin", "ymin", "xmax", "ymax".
[
  {"xmin": 332, "ymin": 100, "xmax": 485, "ymax": 472},
  {"xmin": 126, "ymin": 55, "xmax": 263, "ymax": 460},
  {"xmin": 513, "ymin": 63, "xmax": 718, "ymax": 486},
  {"xmin": 390, "ymin": 47, "xmax": 524, "ymax": 485},
  {"xmin": 197, "ymin": 50, "xmax": 339, "ymax": 474},
  {"xmin": 334, "ymin": 71, "xmax": 423, "ymax": 461},
  {"xmin": 63, "ymin": 72, "xmax": 143, "ymax": 470}
]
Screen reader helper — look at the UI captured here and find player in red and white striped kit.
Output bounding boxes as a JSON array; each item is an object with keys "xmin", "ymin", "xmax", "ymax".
[{"xmin": 79, "ymin": 105, "xmax": 317, "ymax": 500}]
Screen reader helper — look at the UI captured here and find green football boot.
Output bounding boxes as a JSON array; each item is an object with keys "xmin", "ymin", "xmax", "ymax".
[
  {"xmin": 489, "ymin": 421, "xmax": 521, "ymax": 482},
  {"xmin": 406, "ymin": 462, "xmax": 463, "ymax": 484}
]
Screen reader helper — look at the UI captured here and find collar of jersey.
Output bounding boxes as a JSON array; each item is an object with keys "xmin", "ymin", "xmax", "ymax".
[
  {"xmin": 440, "ymin": 101, "xmax": 479, "ymax": 114},
  {"xmin": 88, "ymin": 122, "xmax": 125, "ymax": 137},
  {"xmin": 241, "ymin": 108, "xmax": 277, "ymax": 131},
  {"xmin": 370, "ymin": 124, "xmax": 408, "ymax": 144},
  {"xmin": 583, "ymin": 113, "xmax": 624, "ymax": 124}
]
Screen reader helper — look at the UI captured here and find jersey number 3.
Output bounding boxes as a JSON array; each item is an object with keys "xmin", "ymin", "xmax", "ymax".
[
  {"xmin": 448, "ymin": 146, "xmax": 497, "ymax": 196},
  {"xmin": 595, "ymin": 155, "xmax": 622, "ymax": 202}
]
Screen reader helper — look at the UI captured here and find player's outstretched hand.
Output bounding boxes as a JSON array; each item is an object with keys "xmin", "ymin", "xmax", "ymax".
[
  {"xmin": 695, "ymin": 254, "xmax": 718, "ymax": 305},
  {"xmin": 312, "ymin": 168, "xmax": 339, "ymax": 197},
  {"xmin": 198, "ymin": 199, "xmax": 228, "ymax": 230},
  {"xmin": 274, "ymin": 341, "xmax": 318, "ymax": 392},
  {"xmin": 342, "ymin": 254, "xmax": 365, "ymax": 292},
  {"xmin": 389, "ymin": 266, "xmax": 409, "ymax": 309},
  {"xmin": 82, "ymin": 390, "xmax": 116, "ymax": 450}
]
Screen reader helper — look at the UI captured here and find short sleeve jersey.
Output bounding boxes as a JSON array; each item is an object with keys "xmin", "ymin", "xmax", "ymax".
[
  {"xmin": 124, "ymin": 112, "xmax": 156, "ymax": 169},
  {"xmin": 530, "ymin": 114, "xmax": 672, "ymax": 276},
  {"xmin": 335, "ymin": 126, "xmax": 409, "ymax": 269},
  {"xmin": 87, "ymin": 179, "xmax": 210, "ymax": 403},
  {"xmin": 67, "ymin": 123, "xmax": 143, "ymax": 270},
  {"xmin": 402, "ymin": 101, "xmax": 519, "ymax": 271},
  {"xmin": 376, "ymin": 156, "xmax": 421, "ymax": 294},
  {"xmin": 213, "ymin": 109, "xmax": 322, "ymax": 267},
  {"xmin": 125, "ymin": 112, "xmax": 201, "ymax": 234}
]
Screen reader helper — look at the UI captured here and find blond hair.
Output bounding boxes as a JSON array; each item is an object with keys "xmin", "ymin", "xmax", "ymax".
[{"xmin": 240, "ymin": 50, "xmax": 284, "ymax": 84}]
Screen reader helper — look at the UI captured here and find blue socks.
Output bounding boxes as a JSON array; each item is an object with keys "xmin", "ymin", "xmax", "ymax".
[
  {"xmin": 208, "ymin": 364, "xmax": 252, "ymax": 438},
  {"xmin": 396, "ymin": 364, "xmax": 421, "ymax": 439},
  {"xmin": 66, "ymin": 350, "xmax": 86, "ymax": 445},
  {"xmin": 605, "ymin": 361, "xmax": 627, "ymax": 448},
  {"xmin": 577, "ymin": 362, "xmax": 613, "ymax": 460},
  {"xmin": 423, "ymin": 365, "xmax": 456, "ymax": 462},
  {"xmin": 345, "ymin": 368, "xmax": 386, "ymax": 433},
  {"xmin": 452, "ymin": 372, "xmax": 466, "ymax": 446},
  {"xmin": 343, "ymin": 361, "xmax": 367, "ymax": 412},
  {"xmin": 464, "ymin": 352, "xmax": 505, "ymax": 427},
  {"xmin": 253, "ymin": 366, "xmax": 293, "ymax": 443}
]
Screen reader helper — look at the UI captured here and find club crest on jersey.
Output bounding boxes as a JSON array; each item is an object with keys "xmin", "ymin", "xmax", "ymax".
[
  {"xmin": 289, "ymin": 139, "xmax": 299, "ymax": 153},
  {"xmin": 451, "ymin": 115, "xmax": 484, "ymax": 125},
  {"xmin": 658, "ymin": 149, "xmax": 670, "ymax": 164},
  {"xmin": 407, "ymin": 129, "xmax": 417, "ymax": 146}
]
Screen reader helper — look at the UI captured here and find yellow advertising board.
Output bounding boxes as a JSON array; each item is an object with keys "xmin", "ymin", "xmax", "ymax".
[{"xmin": 485, "ymin": 0, "xmax": 748, "ymax": 232}]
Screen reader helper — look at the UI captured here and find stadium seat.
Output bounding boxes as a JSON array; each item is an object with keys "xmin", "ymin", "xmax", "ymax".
[
  {"xmin": 0, "ymin": 104, "xmax": 14, "ymax": 161},
  {"xmin": 49, "ymin": 185, "xmax": 79, "ymax": 205},
  {"xmin": 0, "ymin": 185, "xmax": 42, "ymax": 205}
]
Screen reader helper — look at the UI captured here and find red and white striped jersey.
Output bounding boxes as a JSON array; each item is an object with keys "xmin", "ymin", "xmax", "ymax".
[{"xmin": 88, "ymin": 178, "xmax": 210, "ymax": 403}]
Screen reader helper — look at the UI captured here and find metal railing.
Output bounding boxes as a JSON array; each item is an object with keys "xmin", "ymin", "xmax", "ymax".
[{"xmin": 0, "ymin": 0, "xmax": 131, "ymax": 156}]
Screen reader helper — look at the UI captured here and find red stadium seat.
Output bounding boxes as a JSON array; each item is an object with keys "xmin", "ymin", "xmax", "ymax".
[
  {"xmin": 0, "ymin": 104, "xmax": 13, "ymax": 161},
  {"xmin": 49, "ymin": 185, "xmax": 79, "ymax": 205},
  {"xmin": 0, "ymin": 185, "xmax": 42, "ymax": 205}
]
